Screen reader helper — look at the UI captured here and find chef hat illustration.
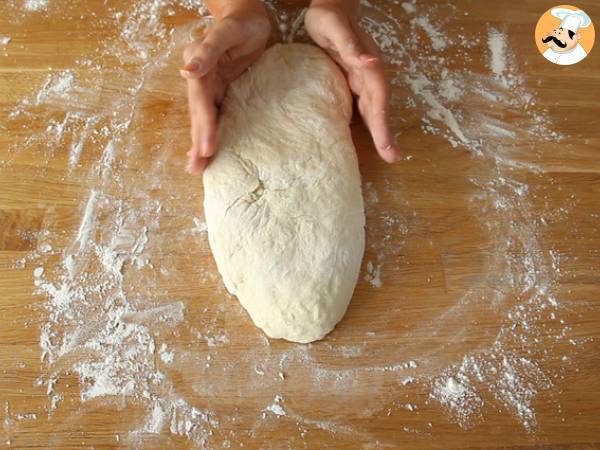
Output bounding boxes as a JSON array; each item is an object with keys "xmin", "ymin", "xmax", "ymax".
[{"xmin": 551, "ymin": 8, "xmax": 592, "ymax": 33}]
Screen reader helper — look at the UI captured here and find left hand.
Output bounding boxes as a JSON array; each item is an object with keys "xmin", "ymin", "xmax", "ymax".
[
  {"xmin": 180, "ymin": 1, "xmax": 271, "ymax": 174},
  {"xmin": 305, "ymin": 0, "xmax": 400, "ymax": 163}
]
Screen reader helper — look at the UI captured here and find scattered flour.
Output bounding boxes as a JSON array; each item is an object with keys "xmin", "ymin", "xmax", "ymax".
[
  {"xmin": 401, "ymin": 2, "xmax": 416, "ymax": 14},
  {"xmin": 24, "ymin": 0, "xmax": 48, "ymax": 11},
  {"xmin": 359, "ymin": 0, "xmax": 570, "ymax": 432},
  {"xmin": 159, "ymin": 343, "xmax": 175, "ymax": 364},
  {"xmin": 404, "ymin": 73, "xmax": 472, "ymax": 148},
  {"xmin": 412, "ymin": 16, "xmax": 449, "ymax": 51},
  {"xmin": 364, "ymin": 261, "xmax": 383, "ymax": 288},
  {"xmin": 192, "ymin": 217, "xmax": 208, "ymax": 234},
  {"xmin": 263, "ymin": 395, "xmax": 286, "ymax": 417},
  {"xmin": 75, "ymin": 190, "xmax": 98, "ymax": 251},
  {"xmin": 34, "ymin": 70, "xmax": 76, "ymax": 106},
  {"xmin": 488, "ymin": 28, "xmax": 508, "ymax": 87}
]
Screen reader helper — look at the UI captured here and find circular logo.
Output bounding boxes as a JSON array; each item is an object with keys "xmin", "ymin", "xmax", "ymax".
[{"xmin": 535, "ymin": 4, "xmax": 595, "ymax": 65}]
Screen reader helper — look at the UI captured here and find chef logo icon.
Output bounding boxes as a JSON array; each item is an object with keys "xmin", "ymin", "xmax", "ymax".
[{"xmin": 535, "ymin": 5, "xmax": 595, "ymax": 65}]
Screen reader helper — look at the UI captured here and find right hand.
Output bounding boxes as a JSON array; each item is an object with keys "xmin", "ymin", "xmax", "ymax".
[
  {"xmin": 180, "ymin": 2, "xmax": 271, "ymax": 174},
  {"xmin": 304, "ymin": 1, "xmax": 400, "ymax": 163}
]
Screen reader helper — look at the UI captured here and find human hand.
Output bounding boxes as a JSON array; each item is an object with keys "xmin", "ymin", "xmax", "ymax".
[
  {"xmin": 305, "ymin": 0, "xmax": 400, "ymax": 163},
  {"xmin": 180, "ymin": 1, "xmax": 271, "ymax": 174}
]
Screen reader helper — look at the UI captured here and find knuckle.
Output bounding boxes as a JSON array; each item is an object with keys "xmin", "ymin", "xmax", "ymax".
[{"xmin": 201, "ymin": 40, "xmax": 214, "ymax": 52}]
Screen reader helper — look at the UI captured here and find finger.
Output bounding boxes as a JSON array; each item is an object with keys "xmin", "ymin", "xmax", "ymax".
[
  {"xmin": 186, "ymin": 76, "xmax": 218, "ymax": 166},
  {"xmin": 319, "ymin": 11, "xmax": 378, "ymax": 68},
  {"xmin": 216, "ymin": 49, "xmax": 265, "ymax": 82},
  {"xmin": 360, "ymin": 69, "xmax": 400, "ymax": 163},
  {"xmin": 181, "ymin": 19, "xmax": 244, "ymax": 78},
  {"xmin": 366, "ymin": 106, "xmax": 399, "ymax": 163},
  {"xmin": 186, "ymin": 152, "xmax": 210, "ymax": 175}
]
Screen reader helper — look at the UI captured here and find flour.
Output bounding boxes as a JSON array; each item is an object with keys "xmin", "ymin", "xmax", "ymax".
[
  {"xmin": 98, "ymin": 140, "xmax": 117, "ymax": 180},
  {"xmin": 401, "ymin": 2, "xmax": 416, "ymax": 14},
  {"xmin": 24, "ymin": 0, "xmax": 48, "ymax": 11},
  {"xmin": 68, "ymin": 115, "xmax": 98, "ymax": 168},
  {"xmin": 431, "ymin": 375, "xmax": 484, "ymax": 428},
  {"xmin": 143, "ymin": 402, "xmax": 166, "ymax": 433},
  {"xmin": 412, "ymin": 16, "xmax": 449, "ymax": 51},
  {"xmin": 192, "ymin": 217, "xmax": 208, "ymax": 234},
  {"xmin": 358, "ymin": 0, "xmax": 572, "ymax": 432},
  {"xmin": 364, "ymin": 261, "xmax": 383, "ymax": 288},
  {"xmin": 261, "ymin": 394, "xmax": 361, "ymax": 437},
  {"xmin": 34, "ymin": 70, "xmax": 76, "ymax": 106},
  {"xmin": 405, "ymin": 73, "xmax": 472, "ymax": 148},
  {"xmin": 483, "ymin": 121, "xmax": 517, "ymax": 139},
  {"xmin": 14, "ymin": 412, "xmax": 38, "ymax": 420},
  {"xmin": 488, "ymin": 28, "xmax": 508, "ymax": 86},
  {"xmin": 159, "ymin": 343, "xmax": 175, "ymax": 364},
  {"xmin": 439, "ymin": 71, "xmax": 463, "ymax": 102},
  {"xmin": 263, "ymin": 395, "xmax": 286, "ymax": 417},
  {"xmin": 75, "ymin": 190, "xmax": 98, "ymax": 251}
]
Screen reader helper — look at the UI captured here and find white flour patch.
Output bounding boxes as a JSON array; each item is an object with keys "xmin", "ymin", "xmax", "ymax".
[
  {"xmin": 488, "ymin": 28, "xmax": 508, "ymax": 86},
  {"xmin": 192, "ymin": 217, "xmax": 208, "ymax": 234},
  {"xmin": 263, "ymin": 395, "xmax": 286, "ymax": 417},
  {"xmin": 34, "ymin": 70, "xmax": 76, "ymax": 106},
  {"xmin": 75, "ymin": 189, "xmax": 98, "ymax": 250},
  {"xmin": 24, "ymin": 0, "xmax": 48, "ymax": 11},
  {"xmin": 159, "ymin": 343, "xmax": 175, "ymax": 364},
  {"xmin": 404, "ymin": 73, "xmax": 472, "ymax": 148},
  {"xmin": 412, "ymin": 16, "xmax": 450, "ymax": 51},
  {"xmin": 401, "ymin": 2, "xmax": 416, "ymax": 14},
  {"xmin": 364, "ymin": 261, "xmax": 383, "ymax": 288}
]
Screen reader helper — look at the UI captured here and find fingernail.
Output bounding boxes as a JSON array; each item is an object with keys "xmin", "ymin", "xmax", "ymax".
[
  {"xmin": 360, "ymin": 53, "xmax": 378, "ymax": 63},
  {"xmin": 180, "ymin": 69, "xmax": 195, "ymax": 79},
  {"xmin": 183, "ymin": 61, "xmax": 200, "ymax": 72},
  {"xmin": 180, "ymin": 61, "xmax": 202, "ymax": 78},
  {"xmin": 382, "ymin": 144, "xmax": 401, "ymax": 163},
  {"xmin": 201, "ymin": 137, "xmax": 212, "ymax": 157}
]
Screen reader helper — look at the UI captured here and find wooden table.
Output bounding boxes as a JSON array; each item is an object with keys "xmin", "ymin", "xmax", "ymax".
[{"xmin": 1, "ymin": 0, "xmax": 599, "ymax": 448}]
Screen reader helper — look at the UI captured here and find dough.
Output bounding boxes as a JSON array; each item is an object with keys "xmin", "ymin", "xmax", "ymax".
[{"xmin": 203, "ymin": 43, "xmax": 365, "ymax": 343}]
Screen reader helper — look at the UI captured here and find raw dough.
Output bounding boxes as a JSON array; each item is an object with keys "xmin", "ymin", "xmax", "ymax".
[{"xmin": 203, "ymin": 43, "xmax": 365, "ymax": 343}]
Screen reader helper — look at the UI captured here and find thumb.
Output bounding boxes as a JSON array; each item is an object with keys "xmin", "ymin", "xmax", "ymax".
[{"xmin": 181, "ymin": 18, "xmax": 243, "ymax": 78}]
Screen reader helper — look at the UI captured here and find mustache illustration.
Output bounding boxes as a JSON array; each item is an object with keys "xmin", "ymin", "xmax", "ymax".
[{"xmin": 542, "ymin": 35, "xmax": 567, "ymax": 48}]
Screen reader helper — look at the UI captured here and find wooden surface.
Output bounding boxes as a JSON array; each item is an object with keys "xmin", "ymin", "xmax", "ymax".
[{"xmin": 1, "ymin": 0, "xmax": 600, "ymax": 448}]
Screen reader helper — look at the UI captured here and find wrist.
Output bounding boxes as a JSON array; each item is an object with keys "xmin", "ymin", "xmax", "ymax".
[
  {"xmin": 310, "ymin": 0, "xmax": 359, "ymax": 19},
  {"xmin": 206, "ymin": 0, "xmax": 267, "ymax": 20}
]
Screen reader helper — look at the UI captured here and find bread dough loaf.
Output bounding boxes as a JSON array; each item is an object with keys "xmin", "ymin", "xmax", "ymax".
[{"xmin": 203, "ymin": 43, "xmax": 365, "ymax": 343}]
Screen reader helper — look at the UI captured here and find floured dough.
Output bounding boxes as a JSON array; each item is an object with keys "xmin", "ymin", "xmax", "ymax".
[{"xmin": 203, "ymin": 43, "xmax": 365, "ymax": 343}]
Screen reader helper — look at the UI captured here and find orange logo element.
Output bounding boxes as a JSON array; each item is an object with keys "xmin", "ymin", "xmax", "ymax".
[{"xmin": 535, "ymin": 5, "xmax": 594, "ymax": 65}]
